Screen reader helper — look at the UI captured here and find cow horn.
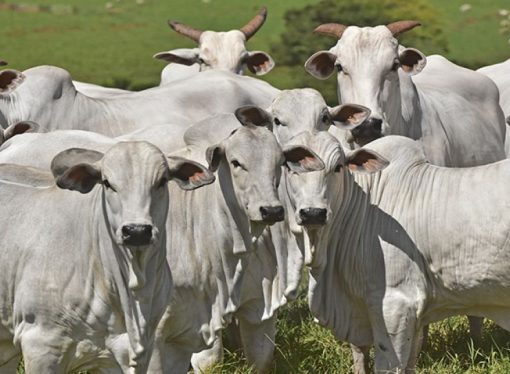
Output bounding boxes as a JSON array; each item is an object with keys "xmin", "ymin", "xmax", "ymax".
[
  {"xmin": 168, "ymin": 20, "xmax": 203, "ymax": 42},
  {"xmin": 314, "ymin": 23, "xmax": 348, "ymax": 39},
  {"xmin": 386, "ymin": 20, "xmax": 421, "ymax": 37},
  {"xmin": 240, "ymin": 7, "xmax": 268, "ymax": 40}
]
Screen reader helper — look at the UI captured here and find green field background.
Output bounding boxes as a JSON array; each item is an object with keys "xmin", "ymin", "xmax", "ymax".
[{"xmin": 1, "ymin": 0, "xmax": 509, "ymax": 90}]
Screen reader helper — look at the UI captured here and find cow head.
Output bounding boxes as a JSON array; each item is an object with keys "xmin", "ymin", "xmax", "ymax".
[
  {"xmin": 0, "ymin": 120, "xmax": 39, "ymax": 145},
  {"xmin": 154, "ymin": 7, "xmax": 274, "ymax": 75},
  {"xmin": 51, "ymin": 142, "xmax": 214, "ymax": 253},
  {"xmin": 283, "ymin": 131, "xmax": 389, "ymax": 264},
  {"xmin": 305, "ymin": 21, "xmax": 426, "ymax": 145}
]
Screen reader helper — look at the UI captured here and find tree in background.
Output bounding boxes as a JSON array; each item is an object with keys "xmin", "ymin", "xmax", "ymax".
[{"xmin": 271, "ymin": 0, "xmax": 448, "ymax": 104}]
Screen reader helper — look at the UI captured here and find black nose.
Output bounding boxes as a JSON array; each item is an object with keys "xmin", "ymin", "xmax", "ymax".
[
  {"xmin": 260, "ymin": 205, "xmax": 284, "ymax": 223},
  {"xmin": 350, "ymin": 117, "xmax": 383, "ymax": 145},
  {"xmin": 122, "ymin": 224, "xmax": 153, "ymax": 246},
  {"xmin": 299, "ymin": 208, "xmax": 327, "ymax": 225}
]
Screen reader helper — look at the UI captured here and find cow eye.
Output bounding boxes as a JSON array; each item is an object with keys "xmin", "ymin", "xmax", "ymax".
[
  {"xmin": 322, "ymin": 114, "xmax": 330, "ymax": 123},
  {"xmin": 274, "ymin": 117, "xmax": 282, "ymax": 125},
  {"xmin": 157, "ymin": 177, "xmax": 167, "ymax": 189},
  {"xmin": 231, "ymin": 160, "xmax": 241, "ymax": 168},
  {"xmin": 391, "ymin": 60, "xmax": 400, "ymax": 71},
  {"xmin": 336, "ymin": 63, "xmax": 343, "ymax": 72},
  {"xmin": 334, "ymin": 164, "xmax": 342, "ymax": 173},
  {"xmin": 103, "ymin": 179, "xmax": 116, "ymax": 191},
  {"xmin": 198, "ymin": 57, "xmax": 206, "ymax": 65}
]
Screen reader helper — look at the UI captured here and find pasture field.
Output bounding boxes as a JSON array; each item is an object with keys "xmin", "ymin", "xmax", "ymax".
[{"xmin": 3, "ymin": 0, "xmax": 510, "ymax": 373}]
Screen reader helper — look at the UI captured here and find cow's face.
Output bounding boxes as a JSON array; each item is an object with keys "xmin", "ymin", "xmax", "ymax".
[
  {"xmin": 305, "ymin": 25, "xmax": 426, "ymax": 146},
  {"xmin": 207, "ymin": 125, "xmax": 285, "ymax": 230},
  {"xmin": 51, "ymin": 142, "xmax": 214, "ymax": 249},
  {"xmin": 283, "ymin": 131, "xmax": 342, "ymax": 232},
  {"xmin": 154, "ymin": 30, "xmax": 274, "ymax": 76},
  {"xmin": 267, "ymin": 88, "xmax": 371, "ymax": 145}
]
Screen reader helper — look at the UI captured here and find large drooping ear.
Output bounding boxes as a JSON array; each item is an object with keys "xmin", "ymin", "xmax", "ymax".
[
  {"xmin": 304, "ymin": 51, "xmax": 337, "ymax": 80},
  {"xmin": 329, "ymin": 104, "xmax": 371, "ymax": 130},
  {"xmin": 205, "ymin": 143, "xmax": 225, "ymax": 172},
  {"xmin": 345, "ymin": 149, "xmax": 389, "ymax": 174},
  {"xmin": 1, "ymin": 121, "xmax": 39, "ymax": 143},
  {"xmin": 0, "ymin": 69, "xmax": 25, "ymax": 94},
  {"xmin": 398, "ymin": 48, "xmax": 426, "ymax": 76},
  {"xmin": 235, "ymin": 105, "xmax": 272, "ymax": 128},
  {"xmin": 167, "ymin": 156, "xmax": 215, "ymax": 190},
  {"xmin": 283, "ymin": 145, "xmax": 325, "ymax": 173},
  {"xmin": 244, "ymin": 51, "xmax": 275, "ymax": 75},
  {"xmin": 153, "ymin": 48, "xmax": 201, "ymax": 66},
  {"xmin": 51, "ymin": 148, "xmax": 104, "ymax": 193}
]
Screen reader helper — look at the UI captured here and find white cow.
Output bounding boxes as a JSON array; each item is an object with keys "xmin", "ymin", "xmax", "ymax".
[
  {"xmin": 155, "ymin": 7, "xmax": 274, "ymax": 85},
  {"xmin": 477, "ymin": 58, "xmax": 510, "ymax": 155},
  {"xmin": 0, "ymin": 141, "xmax": 214, "ymax": 373},
  {"xmin": 0, "ymin": 66, "xmax": 278, "ymax": 136},
  {"xmin": 299, "ymin": 133, "xmax": 510, "ymax": 373},
  {"xmin": 190, "ymin": 89, "xmax": 371, "ymax": 373},
  {"xmin": 305, "ymin": 21, "xmax": 507, "ymax": 167}
]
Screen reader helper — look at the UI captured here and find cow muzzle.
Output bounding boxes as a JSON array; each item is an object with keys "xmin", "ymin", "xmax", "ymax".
[
  {"xmin": 299, "ymin": 207, "xmax": 328, "ymax": 226},
  {"xmin": 350, "ymin": 117, "xmax": 383, "ymax": 146},
  {"xmin": 259, "ymin": 205, "xmax": 285, "ymax": 224},
  {"xmin": 121, "ymin": 224, "xmax": 154, "ymax": 246}
]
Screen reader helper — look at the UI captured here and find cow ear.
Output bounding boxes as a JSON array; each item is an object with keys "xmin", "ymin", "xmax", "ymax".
[
  {"xmin": 205, "ymin": 144, "xmax": 225, "ymax": 172},
  {"xmin": 283, "ymin": 145, "xmax": 325, "ymax": 173},
  {"xmin": 167, "ymin": 156, "xmax": 215, "ymax": 190},
  {"xmin": 51, "ymin": 148, "xmax": 104, "ymax": 193},
  {"xmin": 244, "ymin": 51, "xmax": 275, "ymax": 75},
  {"xmin": 345, "ymin": 149, "xmax": 389, "ymax": 174},
  {"xmin": 398, "ymin": 48, "xmax": 426, "ymax": 76},
  {"xmin": 3, "ymin": 121, "xmax": 39, "ymax": 141},
  {"xmin": 235, "ymin": 105, "xmax": 272, "ymax": 128},
  {"xmin": 305, "ymin": 51, "xmax": 337, "ymax": 80},
  {"xmin": 330, "ymin": 104, "xmax": 371, "ymax": 130},
  {"xmin": 0, "ymin": 69, "xmax": 25, "ymax": 94},
  {"xmin": 153, "ymin": 48, "xmax": 200, "ymax": 66}
]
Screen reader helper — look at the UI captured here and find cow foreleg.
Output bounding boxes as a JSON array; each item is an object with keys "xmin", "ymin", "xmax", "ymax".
[
  {"xmin": 239, "ymin": 314, "xmax": 277, "ymax": 373},
  {"xmin": 467, "ymin": 316, "xmax": 483, "ymax": 345},
  {"xmin": 147, "ymin": 342, "xmax": 192, "ymax": 374},
  {"xmin": 20, "ymin": 327, "xmax": 69, "ymax": 374},
  {"xmin": 371, "ymin": 295, "xmax": 419, "ymax": 373},
  {"xmin": 350, "ymin": 344, "xmax": 370, "ymax": 374},
  {"xmin": 191, "ymin": 335, "xmax": 223, "ymax": 373}
]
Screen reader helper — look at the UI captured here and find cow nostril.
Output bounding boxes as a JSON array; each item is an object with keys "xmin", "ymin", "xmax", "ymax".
[
  {"xmin": 260, "ymin": 205, "xmax": 285, "ymax": 223},
  {"xmin": 299, "ymin": 208, "xmax": 327, "ymax": 225},
  {"xmin": 122, "ymin": 224, "xmax": 153, "ymax": 246}
]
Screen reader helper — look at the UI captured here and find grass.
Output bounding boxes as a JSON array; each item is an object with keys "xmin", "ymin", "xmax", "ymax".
[{"xmin": 205, "ymin": 283, "xmax": 510, "ymax": 373}]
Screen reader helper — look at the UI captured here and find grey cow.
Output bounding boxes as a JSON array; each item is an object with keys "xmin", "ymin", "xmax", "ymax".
[
  {"xmin": 305, "ymin": 21, "xmax": 506, "ymax": 166},
  {"xmin": 0, "ymin": 141, "xmax": 214, "ymax": 373}
]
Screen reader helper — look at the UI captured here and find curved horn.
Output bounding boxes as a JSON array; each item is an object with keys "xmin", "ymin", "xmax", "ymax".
[
  {"xmin": 240, "ymin": 6, "xmax": 268, "ymax": 40},
  {"xmin": 386, "ymin": 20, "xmax": 421, "ymax": 37},
  {"xmin": 314, "ymin": 23, "xmax": 348, "ymax": 39},
  {"xmin": 168, "ymin": 20, "xmax": 203, "ymax": 43}
]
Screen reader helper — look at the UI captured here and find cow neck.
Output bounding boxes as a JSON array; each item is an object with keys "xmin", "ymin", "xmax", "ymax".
[
  {"xmin": 384, "ymin": 72, "xmax": 423, "ymax": 139},
  {"xmin": 164, "ymin": 163, "xmax": 250, "ymax": 348},
  {"xmin": 92, "ymin": 188, "xmax": 171, "ymax": 372}
]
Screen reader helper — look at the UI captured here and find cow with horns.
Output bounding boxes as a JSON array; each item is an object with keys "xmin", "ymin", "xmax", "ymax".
[
  {"xmin": 154, "ymin": 7, "xmax": 275, "ymax": 85},
  {"xmin": 305, "ymin": 21, "xmax": 506, "ymax": 168}
]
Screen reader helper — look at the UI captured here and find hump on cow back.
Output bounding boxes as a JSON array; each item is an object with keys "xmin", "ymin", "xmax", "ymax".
[{"xmin": 0, "ymin": 164, "xmax": 54, "ymax": 187}]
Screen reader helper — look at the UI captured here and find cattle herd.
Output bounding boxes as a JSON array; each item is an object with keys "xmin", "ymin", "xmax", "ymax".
[{"xmin": 0, "ymin": 5, "xmax": 510, "ymax": 374}]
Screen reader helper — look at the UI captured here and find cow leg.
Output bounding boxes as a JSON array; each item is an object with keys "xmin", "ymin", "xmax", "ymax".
[
  {"xmin": 239, "ymin": 314, "xmax": 277, "ymax": 373},
  {"xmin": 350, "ymin": 344, "xmax": 370, "ymax": 374},
  {"xmin": 467, "ymin": 316, "xmax": 483, "ymax": 345},
  {"xmin": 147, "ymin": 342, "xmax": 191, "ymax": 374},
  {"xmin": 420, "ymin": 324, "xmax": 429, "ymax": 351},
  {"xmin": 20, "ymin": 327, "xmax": 69, "ymax": 374},
  {"xmin": 405, "ymin": 325, "xmax": 424, "ymax": 373},
  {"xmin": 191, "ymin": 335, "xmax": 223, "ymax": 373},
  {"xmin": 371, "ymin": 295, "xmax": 419, "ymax": 373}
]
